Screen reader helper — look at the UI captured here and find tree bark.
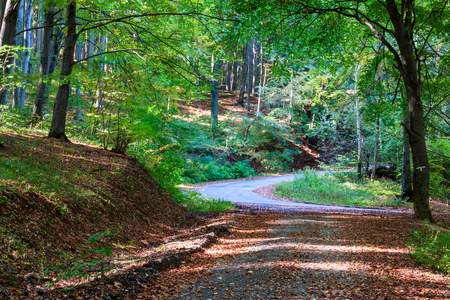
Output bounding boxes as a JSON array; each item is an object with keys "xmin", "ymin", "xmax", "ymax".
[
  {"xmin": 48, "ymin": 1, "xmax": 77, "ymax": 142},
  {"xmin": 211, "ymin": 55, "xmax": 218, "ymax": 128},
  {"xmin": 371, "ymin": 109, "xmax": 380, "ymax": 180},
  {"xmin": 237, "ymin": 45, "xmax": 248, "ymax": 106},
  {"xmin": 0, "ymin": 0, "xmax": 21, "ymax": 103},
  {"xmin": 18, "ymin": 0, "xmax": 32, "ymax": 109},
  {"xmin": 32, "ymin": 4, "xmax": 55, "ymax": 120},
  {"xmin": 355, "ymin": 66, "xmax": 363, "ymax": 179},
  {"xmin": 385, "ymin": 0, "xmax": 433, "ymax": 221},
  {"xmin": 246, "ymin": 38, "xmax": 254, "ymax": 117},
  {"xmin": 0, "ymin": 0, "xmax": 7, "ymax": 32},
  {"xmin": 12, "ymin": 0, "xmax": 23, "ymax": 108},
  {"xmin": 401, "ymin": 105, "xmax": 412, "ymax": 197}
]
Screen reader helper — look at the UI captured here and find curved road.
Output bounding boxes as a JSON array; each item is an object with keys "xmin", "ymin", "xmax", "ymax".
[{"xmin": 194, "ymin": 172, "xmax": 410, "ymax": 214}]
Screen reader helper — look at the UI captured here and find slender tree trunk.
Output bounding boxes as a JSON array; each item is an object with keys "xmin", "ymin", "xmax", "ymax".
[
  {"xmin": 0, "ymin": 0, "xmax": 21, "ymax": 104},
  {"xmin": 211, "ymin": 55, "xmax": 218, "ymax": 128},
  {"xmin": 289, "ymin": 68, "xmax": 293, "ymax": 123},
  {"xmin": 237, "ymin": 45, "xmax": 248, "ymax": 106},
  {"xmin": 385, "ymin": 0, "xmax": 433, "ymax": 221},
  {"xmin": 12, "ymin": 0, "xmax": 23, "ymax": 108},
  {"xmin": 401, "ymin": 104, "xmax": 412, "ymax": 198},
  {"xmin": 0, "ymin": 0, "xmax": 20, "ymax": 48},
  {"xmin": 226, "ymin": 61, "xmax": 232, "ymax": 91},
  {"xmin": 32, "ymin": 4, "xmax": 55, "ymax": 120},
  {"xmin": 246, "ymin": 38, "xmax": 254, "ymax": 117},
  {"xmin": 355, "ymin": 66, "xmax": 363, "ymax": 179},
  {"xmin": 371, "ymin": 104, "xmax": 380, "ymax": 180},
  {"xmin": 0, "ymin": 0, "xmax": 7, "ymax": 32},
  {"xmin": 232, "ymin": 60, "xmax": 238, "ymax": 90},
  {"xmin": 18, "ymin": 0, "xmax": 32, "ymax": 109},
  {"xmin": 75, "ymin": 39, "xmax": 82, "ymax": 121},
  {"xmin": 257, "ymin": 43, "xmax": 263, "ymax": 115},
  {"xmin": 95, "ymin": 33, "xmax": 106, "ymax": 109},
  {"xmin": 48, "ymin": 1, "xmax": 77, "ymax": 142},
  {"xmin": 251, "ymin": 40, "xmax": 257, "ymax": 94}
]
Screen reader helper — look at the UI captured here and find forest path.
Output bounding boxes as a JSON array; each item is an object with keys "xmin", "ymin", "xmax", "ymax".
[
  {"xmin": 140, "ymin": 211, "xmax": 449, "ymax": 299},
  {"xmin": 194, "ymin": 173, "xmax": 410, "ymax": 215}
]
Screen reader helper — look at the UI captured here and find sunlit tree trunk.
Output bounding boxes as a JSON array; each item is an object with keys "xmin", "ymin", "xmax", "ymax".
[
  {"xmin": 12, "ymin": 0, "xmax": 23, "ymax": 108},
  {"xmin": 385, "ymin": 0, "xmax": 433, "ymax": 221},
  {"xmin": 371, "ymin": 100, "xmax": 380, "ymax": 180},
  {"xmin": 257, "ymin": 43, "xmax": 263, "ymax": 115},
  {"xmin": 246, "ymin": 38, "xmax": 254, "ymax": 117},
  {"xmin": 210, "ymin": 54, "xmax": 218, "ymax": 128},
  {"xmin": 18, "ymin": 0, "xmax": 32, "ymax": 109},
  {"xmin": 75, "ymin": 39, "xmax": 82, "ymax": 121},
  {"xmin": 48, "ymin": 1, "xmax": 77, "ymax": 141},
  {"xmin": 354, "ymin": 66, "xmax": 363, "ymax": 179}
]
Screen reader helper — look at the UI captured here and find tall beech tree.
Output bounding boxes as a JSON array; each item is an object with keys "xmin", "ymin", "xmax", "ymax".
[
  {"xmin": 48, "ymin": 1, "xmax": 76, "ymax": 141},
  {"xmin": 228, "ymin": 0, "xmax": 450, "ymax": 221},
  {"xmin": 0, "ymin": 0, "xmax": 21, "ymax": 104}
]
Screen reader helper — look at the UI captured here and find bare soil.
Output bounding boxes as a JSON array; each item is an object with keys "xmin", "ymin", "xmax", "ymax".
[{"xmin": 136, "ymin": 211, "xmax": 450, "ymax": 299}]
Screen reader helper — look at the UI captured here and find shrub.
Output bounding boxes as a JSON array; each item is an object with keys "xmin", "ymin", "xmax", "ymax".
[{"xmin": 409, "ymin": 223, "xmax": 450, "ymax": 275}]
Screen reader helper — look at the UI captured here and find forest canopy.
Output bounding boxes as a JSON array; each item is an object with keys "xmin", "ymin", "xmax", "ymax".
[{"xmin": 0, "ymin": 0, "xmax": 449, "ymax": 221}]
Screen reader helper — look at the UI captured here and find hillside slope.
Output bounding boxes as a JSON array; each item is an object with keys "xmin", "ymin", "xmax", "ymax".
[{"xmin": 0, "ymin": 132, "xmax": 200, "ymax": 296}]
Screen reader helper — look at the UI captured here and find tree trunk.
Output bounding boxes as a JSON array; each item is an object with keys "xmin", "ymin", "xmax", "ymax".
[
  {"xmin": 32, "ymin": 4, "xmax": 55, "ymax": 120},
  {"xmin": 12, "ymin": 0, "xmax": 23, "ymax": 108},
  {"xmin": 371, "ymin": 110, "xmax": 380, "ymax": 180},
  {"xmin": 0, "ymin": 0, "xmax": 21, "ymax": 103},
  {"xmin": 237, "ymin": 45, "xmax": 248, "ymax": 106},
  {"xmin": 401, "ymin": 105, "xmax": 412, "ymax": 197},
  {"xmin": 0, "ymin": 0, "xmax": 7, "ymax": 32},
  {"xmin": 246, "ymin": 38, "xmax": 254, "ymax": 117},
  {"xmin": 257, "ymin": 43, "xmax": 263, "ymax": 115},
  {"xmin": 75, "ymin": 39, "xmax": 82, "ymax": 121},
  {"xmin": 18, "ymin": 0, "xmax": 32, "ymax": 109},
  {"xmin": 386, "ymin": 0, "xmax": 433, "ymax": 221},
  {"xmin": 0, "ymin": 0, "xmax": 20, "ymax": 48},
  {"xmin": 48, "ymin": 2, "xmax": 77, "ymax": 142},
  {"xmin": 210, "ymin": 55, "xmax": 218, "ymax": 128},
  {"xmin": 232, "ymin": 60, "xmax": 238, "ymax": 90},
  {"xmin": 355, "ymin": 66, "xmax": 362, "ymax": 179}
]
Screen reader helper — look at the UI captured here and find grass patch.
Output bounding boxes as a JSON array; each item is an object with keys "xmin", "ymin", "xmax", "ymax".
[
  {"xmin": 274, "ymin": 168, "xmax": 405, "ymax": 207},
  {"xmin": 177, "ymin": 191, "xmax": 236, "ymax": 213},
  {"xmin": 409, "ymin": 223, "xmax": 450, "ymax": 275}
]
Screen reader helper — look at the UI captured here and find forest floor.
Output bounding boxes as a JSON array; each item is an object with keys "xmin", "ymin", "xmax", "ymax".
[
  {"xmin": 1, "ymin": 92, "xmax": 449, "ymax": 299},
  {"xmin": 139, "ymin": 210, "xmax": 450, "ymax": 299},
  {"xmin": 1, "ymin": 132, "xmax": 449, "ymax": 299}
]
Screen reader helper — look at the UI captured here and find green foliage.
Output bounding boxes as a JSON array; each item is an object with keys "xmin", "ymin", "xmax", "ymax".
[
  {"xmin": 274, "ymin": 168, "xmax": 402, "ymax": 207},
  {"xmin": 409, "ymin": 224, "xmax": 450, "ymax": 275},
  {"xmin": 220, "ymin": 116, "xmax": 297, "ymax": 173},
  {"xmin": 183, "ymin": 156, "xmax": 255, "ymax": 184},
  {"xmin": 177, "ymin": 191, "xmax": 236, "ymax": 213},
  {"xmin": 54, "ymin": 230, "xmax": 117, "ymax": 281},
  {"xmin": 427, "ymin": 138, "xmax": 450, "ymax": 204}
]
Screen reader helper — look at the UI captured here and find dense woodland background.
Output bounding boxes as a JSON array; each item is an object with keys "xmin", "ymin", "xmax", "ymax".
[
  {"xmin": 1, "ymin": 0, "xmax": 450, "ymax": 296},
  {"xmin": 1, "ymin": 0, "xmax": 449, "ymax": 213}
]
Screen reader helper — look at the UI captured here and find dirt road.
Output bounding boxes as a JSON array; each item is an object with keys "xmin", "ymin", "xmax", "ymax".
[{"xmin": 140, "ymin": 211, "xmax": 449, "ymax": 299}]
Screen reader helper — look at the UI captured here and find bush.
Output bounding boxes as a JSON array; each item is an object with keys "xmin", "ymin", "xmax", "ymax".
[
  {"xmin": 274, "ymin": 169, "xmax": 401, "ymax": 207},
  {"xmin": 409, "ymin": 223, "xmax": 450, "ymax": 275},
  {"xmin": 177, "ymin": 191, "xmax": 235, "ymax": 213},
  {"xmin": 182, "ymin": 156, "xmax": 255, "ymax": 184}
]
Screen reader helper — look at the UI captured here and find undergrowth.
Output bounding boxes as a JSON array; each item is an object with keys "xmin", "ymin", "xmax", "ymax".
[
  {"xmin": 409, "ymin": 223, "xmax": 450, "ymax": 275},
  {"xmin": 274, "ymin": 168, "xmax": 404, "ymax": 207},
  {"xmin": 178, "ymin": 191, "xmax": 236, "ymax": 213}
]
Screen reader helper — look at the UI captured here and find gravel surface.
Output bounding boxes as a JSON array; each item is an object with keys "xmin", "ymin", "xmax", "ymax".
[{"xmin": 139, "ymin": 211, "xmax": 450, "ymax": 299}]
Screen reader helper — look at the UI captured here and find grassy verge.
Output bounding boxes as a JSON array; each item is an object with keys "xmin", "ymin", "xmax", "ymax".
[
  {"xmin": 409, "ymin": 223, "xmax": 450, "ymax": 275},
  {"xmin": 274, "ymin": 168, "xmax": 406, "ymax": 208},
  {"xmin": 177, "ymin": 191, "xmax": 236, "ymax": 213}
]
